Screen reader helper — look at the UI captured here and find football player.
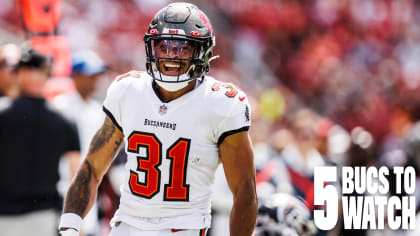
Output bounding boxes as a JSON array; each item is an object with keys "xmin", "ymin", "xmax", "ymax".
[{"xmin": 58, "ymin": 2, "xmax": 257, "ymax": 236}]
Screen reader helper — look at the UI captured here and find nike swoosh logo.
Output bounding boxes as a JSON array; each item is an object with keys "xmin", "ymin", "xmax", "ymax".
[{"xmin": 239, "ymin": 96, "xmax": 245, "ymax": 101}]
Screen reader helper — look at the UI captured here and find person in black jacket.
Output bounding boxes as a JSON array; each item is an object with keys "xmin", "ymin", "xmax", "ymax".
[{"xmin": 0, "ymin": 47, "xmax": 81, "ymax": 236}]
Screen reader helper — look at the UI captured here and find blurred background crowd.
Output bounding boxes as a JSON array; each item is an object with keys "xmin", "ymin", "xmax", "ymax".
[{"xmin": 2, "ymin": 0, "xmax": 420, "ymax": 235}]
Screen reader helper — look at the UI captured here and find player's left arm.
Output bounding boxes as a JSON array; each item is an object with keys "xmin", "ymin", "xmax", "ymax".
[{"xmin": 219, "ymin": 130, "xmax": 257, "ymax": 236}]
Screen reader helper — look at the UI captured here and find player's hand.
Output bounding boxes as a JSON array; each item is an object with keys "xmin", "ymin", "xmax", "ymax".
[{"xmin": 59, "ymin": 228, "xmax": 79, "ymax": 236}]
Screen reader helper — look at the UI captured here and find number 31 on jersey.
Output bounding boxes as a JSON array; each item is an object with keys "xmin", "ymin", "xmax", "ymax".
[{"xmin": 127, "ymin": 131, "xmax": 191, "ymax": 201}]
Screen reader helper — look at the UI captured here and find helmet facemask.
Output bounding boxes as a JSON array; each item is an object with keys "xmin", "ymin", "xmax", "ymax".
[{"xmin": 145, "ymin": 34, "xmax": 213, "ymax": 87}]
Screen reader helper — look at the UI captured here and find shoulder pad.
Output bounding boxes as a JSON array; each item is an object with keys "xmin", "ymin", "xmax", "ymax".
[
  {"xmin": 115, "ymin": 70, "xmax": 144, "ymax": 81},
  {"xmin": 108, "ymin": 71, "xmax": 149, "ymax": 99},
  {"xmin": 209, "ymin": 79, "xmax": 248, "ymax": 103},
  {"xmin": 205, "ymin": 78, "xmax": 251, "ymax": 125}
]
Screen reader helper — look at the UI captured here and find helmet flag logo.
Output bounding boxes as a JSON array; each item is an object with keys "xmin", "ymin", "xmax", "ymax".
[{"xmin": 190, "ymin": 31, "xmax": 201, "ymax": 37}]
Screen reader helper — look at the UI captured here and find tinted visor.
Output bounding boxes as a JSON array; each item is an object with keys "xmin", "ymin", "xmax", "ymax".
[{"xmin": 152, "ymin": 39, "xmax": 200, "ymax": 59}]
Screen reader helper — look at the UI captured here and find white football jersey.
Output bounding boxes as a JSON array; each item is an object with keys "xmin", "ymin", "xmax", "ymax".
[{"xmin": 103, "ymin": 72, "xmax": 251, "ymax": 230}]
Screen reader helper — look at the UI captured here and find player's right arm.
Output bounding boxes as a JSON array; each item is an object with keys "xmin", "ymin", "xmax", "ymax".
[{"xmin": 59, "ymin": 116, "xmax": 123, "ymax": 232}]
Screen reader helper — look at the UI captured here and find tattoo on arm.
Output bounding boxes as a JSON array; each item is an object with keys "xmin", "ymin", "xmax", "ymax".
[
  {"xmin": 64, "ymin": 159, "xmax": 92, "ymax": 215},
  {"xmin": 89, "ymin": 118, "xmax": 116, "ymax": 154},
  {"xmin": 64, "ymin": 118, "xmax": 123, "ymax": 216},
  {"xmin": 113, "ymin": 136, "xmax": 123, "ymax": 154}
]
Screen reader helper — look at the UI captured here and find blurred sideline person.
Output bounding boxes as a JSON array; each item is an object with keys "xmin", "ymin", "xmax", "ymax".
[
  {"xmin": 0, "ymin": 47, "xmax": 80, "ymax": 236},
  {"xmin": 58, "ymin": 2, "xmax": 257, "ymax": 236},
  {"xmin": 279, "ymin": 109, "xmax": 340, "ymax": 236},
  {"xmin": 0, "ymin": 43, "xmax": 20, "ymax": 97},
  {"xmin": 54, "ymin": 50, "xmax": 107, "ymax": 236}
]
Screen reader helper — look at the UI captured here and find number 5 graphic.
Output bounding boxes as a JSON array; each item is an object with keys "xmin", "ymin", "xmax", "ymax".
[
  {"xmin": 314, "ymin": 166, "xmax": 338, "ymax": 230},
  {"xmin": 127, "ymin": 131, "xmax": 190, "ymax": 201}
]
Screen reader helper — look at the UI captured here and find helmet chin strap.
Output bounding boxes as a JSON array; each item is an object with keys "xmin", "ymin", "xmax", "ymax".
[
  {"xmin": 153, "ymin": 65, "xmax": 196, "ymax": 92},
  {"xmin": 155, "ymin": 79, "xmax": 190, "ymax": 92}
]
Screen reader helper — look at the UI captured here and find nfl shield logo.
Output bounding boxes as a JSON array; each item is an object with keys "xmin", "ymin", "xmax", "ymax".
[{"xmin": 159, "ymin": 104, "xmax": 167, "ymax": 115}]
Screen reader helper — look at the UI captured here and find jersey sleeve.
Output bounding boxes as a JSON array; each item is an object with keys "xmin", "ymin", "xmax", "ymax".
[
  {"xmin": 102, "ymin": 78, "xmax": 129, "ymax": 132},
  {"xmin": 215, "ymin": 94, "xmax": 251, "ymax": 145}
]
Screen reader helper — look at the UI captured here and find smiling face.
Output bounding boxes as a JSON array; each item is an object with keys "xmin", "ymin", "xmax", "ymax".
[{"xmin": 152, "ymin": 39, "xmax": 197, "ymax": 77}]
